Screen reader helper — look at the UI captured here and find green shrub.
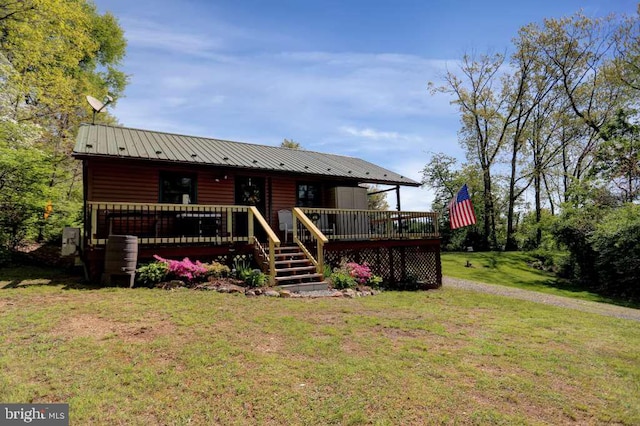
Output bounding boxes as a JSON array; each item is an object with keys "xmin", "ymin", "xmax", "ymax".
[
  {"xmin": 329, "ymin": 270, "xmax": 357, "ymax": 289},
  {"xmin": 591, "ymin": 204, "xmax": 640, "ymax": 299},
  {"xmin": 243, "ymin": 269, "xmax": 268, "ymax": 288},
  {"xmin": 136, "ymin": 261, "xmax": 169, "ymax": 287},
  {"xmin": 204, "ymin": 261, "xmax": 230, "ymax": 278},
  {"xmin": 367, "ymin": 274, "xmax": 383, "ymax": 289}
]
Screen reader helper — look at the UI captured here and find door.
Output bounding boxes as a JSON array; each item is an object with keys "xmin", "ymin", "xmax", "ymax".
[{"xmin": 235, "ymin": 177, "xmax": 266, "ymax": 239}]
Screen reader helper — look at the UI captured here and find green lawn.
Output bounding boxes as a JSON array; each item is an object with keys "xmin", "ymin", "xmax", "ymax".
[
  {"xmin": 1, "ymin": 266, "xmax": 639, "ymax": 425},
  {"xmin": 441, "ymin": 251, "xmax": 636, "ymax": 307}
]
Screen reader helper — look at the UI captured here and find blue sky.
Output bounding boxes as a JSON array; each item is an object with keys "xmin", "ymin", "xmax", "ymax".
[{"xmin": 93, "ymin": 0, "xmax": 637, "ymax": 211}]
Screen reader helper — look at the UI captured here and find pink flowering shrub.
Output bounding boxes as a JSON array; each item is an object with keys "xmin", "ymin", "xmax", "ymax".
[
  {"xmin": 153, "ymin": 255, "xmax": 208, "ymax": 283},
  {"xmin": 344, "ymin": 262, "xmax": 372, "ymax": 285},
  {"xmin": 329, "ymin": 260, "xmax": 383, "ymax": 289}
]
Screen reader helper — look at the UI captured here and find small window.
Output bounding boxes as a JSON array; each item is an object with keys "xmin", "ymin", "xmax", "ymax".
[
  {"xmin": 160, "ymin": 172, "xmax": 197, "ymax": 204},
  {"xmin": 297, "ymin": 183, "xmax": 321, "ymax": 207}
]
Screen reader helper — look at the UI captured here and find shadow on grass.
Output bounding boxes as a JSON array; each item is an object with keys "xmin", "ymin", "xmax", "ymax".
[{"xmin": 0, "ymin": 264, "xmax": 99, "ymax": 290}]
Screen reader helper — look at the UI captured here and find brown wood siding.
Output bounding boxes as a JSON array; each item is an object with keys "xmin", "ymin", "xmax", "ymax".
[
  {"xmin": 86, "ymin": 158, "xmax": 363, "ymax": 226},
  {"xmin": 88, "ymin": 159, "xmax": 158, "ymax": 202},
  {"xmin": 270, "ymin": 176, "xmax": 297, "ymax": 225},
  {"xmin": 87, "ymin": 159, "xmax": 236, "ymax": 204},
  {"xmin": 196, "ymin": 170, "xmax": 234, "ymax": 205}
]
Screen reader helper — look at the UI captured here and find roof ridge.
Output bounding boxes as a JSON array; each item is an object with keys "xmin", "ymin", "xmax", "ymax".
[{"xmin": 79, "ymin": 122, "xmax": 359, "ymax": 160}]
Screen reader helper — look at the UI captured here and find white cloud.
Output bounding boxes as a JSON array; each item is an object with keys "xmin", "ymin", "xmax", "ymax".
[
  {"xmin": 122, "ymin": 18, "xmax": 223, "ymax": 56},
  {"xmin": 106, "ymin": 14, "xmax": 464, "ymax": 212}
]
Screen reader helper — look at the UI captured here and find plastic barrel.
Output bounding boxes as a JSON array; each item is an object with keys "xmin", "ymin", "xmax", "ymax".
[{"xmin": 104, "ymin": 235, "xmax": 138, "ymax": 274}]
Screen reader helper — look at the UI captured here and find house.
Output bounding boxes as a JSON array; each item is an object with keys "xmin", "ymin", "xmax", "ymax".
[{"xmin": 73, "ymin": 123, "xmax": 441, "ymax": 290}]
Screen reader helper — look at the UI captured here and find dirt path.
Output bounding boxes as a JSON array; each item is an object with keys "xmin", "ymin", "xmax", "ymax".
[{"xmin": 443, "ymin": 276, "xmax": 640, "ymax": 322}]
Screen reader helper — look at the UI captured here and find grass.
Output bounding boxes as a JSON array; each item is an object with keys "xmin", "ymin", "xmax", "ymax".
[
  {"xmin": 1, "ymin": 266, "xmax": 639, "ymax": 425},
  {"xmin": 441, "ymin": 251, "xmax": 638, "ymax": 307}
]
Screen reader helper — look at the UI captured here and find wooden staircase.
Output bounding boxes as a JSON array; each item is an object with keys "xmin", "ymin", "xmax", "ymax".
[{"xmin": 269, "ymin": 245, "xmax": 328, "ymax": 292}]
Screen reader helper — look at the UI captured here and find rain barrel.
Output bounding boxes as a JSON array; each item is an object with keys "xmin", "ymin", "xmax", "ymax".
[{"xmin": 103, "ymin": 235, "xmax": 138, "ymax": 286}]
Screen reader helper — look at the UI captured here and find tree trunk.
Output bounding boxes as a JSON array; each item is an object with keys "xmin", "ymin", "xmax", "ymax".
[
  {"xmin": 534, "ymin": 173, "xmax": 542, "ymax": 248},
  {"xmin": 482, "ymin": 166, "xmax": 497, "ymax": 250},
  {"xmin": 505, "ymin": 139, "xmax": 519, "ymax": 251}
]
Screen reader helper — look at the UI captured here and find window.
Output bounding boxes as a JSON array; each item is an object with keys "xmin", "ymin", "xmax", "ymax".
[
  {"xmin": 160, "ymin": 172, "xmax": 197, "ymax": 204},
  {"xmin": 297, "ymin": 183, "xmax": 321, "ymax": 207}
]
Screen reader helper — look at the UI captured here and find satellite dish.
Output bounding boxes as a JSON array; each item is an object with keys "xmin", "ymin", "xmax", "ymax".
[{"xmin": 86, "ymin": 95, "xmax": 113, "ymax": 124}]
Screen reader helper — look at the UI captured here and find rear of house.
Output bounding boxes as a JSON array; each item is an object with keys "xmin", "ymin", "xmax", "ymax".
[{"xmin": 73, "ymin": 123, "xmax": 441, "ymax": 289}]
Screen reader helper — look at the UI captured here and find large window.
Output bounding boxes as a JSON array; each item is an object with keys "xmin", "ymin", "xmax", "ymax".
[
  {"xmin": 160, "ymin": 172, "xmax": 197, "ymax": 204},
  {"xmin": 297, "ymin": 183, "xmax": 321, "ymax": 207}
]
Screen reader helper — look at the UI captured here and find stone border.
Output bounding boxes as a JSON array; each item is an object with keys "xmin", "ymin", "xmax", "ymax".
[{"xmin": 158, "ymin": 280, "xmax": 381, "ymax": 298}]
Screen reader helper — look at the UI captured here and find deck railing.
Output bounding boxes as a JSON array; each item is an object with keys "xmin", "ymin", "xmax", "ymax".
[
  {"xmin": 249, "ymin": 206, "xmax": 281, "ymax": 285},
  {"xmin": 87, "ymin": 202, "xmax": 262, "ymax": 246},
  {"xmin": 292, "ymin": 208, "xmax": 329, "ymax": 275},
  {"xmin": 298, "ymin": 208, "xmax": 438, "ymax": 241}
]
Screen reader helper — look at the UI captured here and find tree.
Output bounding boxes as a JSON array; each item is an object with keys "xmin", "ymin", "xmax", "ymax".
[
  {"xmin": 421, "ymin": 153, "xmax": 484, "ymax": 250},
  {"xmin": 281, "ymin": 138, "xmax": 301, "ymax": 149},
  {"xmin": 431, "ymin": 52, "xmax": 525, "ymax": 249},
  {"xmin": 0, "ymin": 0, "xmax": 127, "ymax": 246},
  {"xmin": 0, "ymin": 118, "xmax": 50, "ymax": 257},
  {"xmin": 612, "ymin": 4, "xmax": 640, "ymax": 94},
  {"xmin": 594, "ymin": 109, "xmax": 640, "ymax": 202},
  {"xmin": 365, "ymin": 185, "xmax": 389, "ymax": 211},
  {"xmin": 421, "ymin": 153, "xmax": 460, "ymax": 208}
]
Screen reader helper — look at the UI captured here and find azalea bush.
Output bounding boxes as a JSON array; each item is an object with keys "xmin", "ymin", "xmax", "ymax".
[
  {"xmin": 344, "ymin": 262, "xmax": 372, "ymax": 285},
  {"xmin": 153, "ymin": 255, "xmax": 208, "ymax": 283},
  {"xmin": 329, "ymin": 260, "xmax": 383, "ymax": 289}
]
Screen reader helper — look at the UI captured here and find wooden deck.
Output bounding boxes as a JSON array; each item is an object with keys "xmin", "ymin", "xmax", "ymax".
[{"xmin": 83, "ymin": 202, "xmax": 440, "ymax": 287}]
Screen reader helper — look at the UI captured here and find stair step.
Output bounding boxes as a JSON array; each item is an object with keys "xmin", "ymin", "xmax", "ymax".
[
  {"xmin": 274, "ymin": 273, "xmax": 323, "ymax": 282},
  {"xmin": 273, "ymin": 246, "xmax": 301, "ymax": 252},
  {"xmin": 274, "ymin": 252, "xmax": 304, "ymax": 259},
  {"xmin": 279, "ymin": 281, "xmax": 329, "ymax": 292},
  {"xmin": 275, "ymin": 265, "xmax": 317, "ymax": 274},
  {"xmin": 274, "ymin": 258, "xmax": 310, "ymax": 265}
]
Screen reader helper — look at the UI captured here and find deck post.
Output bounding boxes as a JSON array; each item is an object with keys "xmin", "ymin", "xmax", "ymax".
[
  {"xmin": 227, "ymin": 210, "xmax": 233, "ymax": 238},
  {"xmin": 248, "ymin": 208, "xmax": 254, "ymax": 243},
  {"xmin": 90, "ymin": 206, "xmax": 98, "ymax": 245},
  {"xmin": 292, "ymin": 213, "xmax": 297, "ymax": 242},
  {"xmin": 317, "ymin": 240, "xmax": 324, "ymax": 275},
  {"xmin": 269, "ymin": 237, "xmax": 276, "ymax": 286}
]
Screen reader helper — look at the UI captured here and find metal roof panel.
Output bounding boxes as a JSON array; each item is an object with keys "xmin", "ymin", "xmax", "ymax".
[{"xmin": 73, "ymin": 124, "xmax": 420, "ymax": 186}]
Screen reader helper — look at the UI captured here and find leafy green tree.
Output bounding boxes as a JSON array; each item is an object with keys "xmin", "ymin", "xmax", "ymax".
[
  {"xmin": 591, "ymin": 203, "xmax": 640, "ymax": 299},
  {"xmin": 0, "ymin": 0, "xmax": 127, "ymax": 246},
  {"xmin": 612, "ymin": 4, "xmax": 640, "ymax": 94},
  {"xmin": 421, "ymin": 153, "xmax": 484, "ymax": 250},
  {"xmin": 281, "ymin": 138, "xmax": 301, "ymax": 149},
  {"xmin": 365, "ymin": 185, "xmax": 389, "ymax": 211},
  {"xmin": 0, "ymin": 119, "xmax": 50, "ymax": 259},
  {"xmin": 430, "ymin": 52, "xmax": 529, "ymax": 249},
  {"xmin": 594, "ymin": 109, "xmax": 640, "ymax": 202}
]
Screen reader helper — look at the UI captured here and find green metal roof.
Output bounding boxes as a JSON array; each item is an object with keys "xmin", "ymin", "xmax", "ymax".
[{"xmin": 73, "ymin": 124, "xmax": 420, "ymax": 187}]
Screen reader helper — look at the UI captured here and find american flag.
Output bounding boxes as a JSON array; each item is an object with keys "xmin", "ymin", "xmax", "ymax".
[{"xmin": 448, "ymin": 184, "xmax": 477, "ymax": 229}]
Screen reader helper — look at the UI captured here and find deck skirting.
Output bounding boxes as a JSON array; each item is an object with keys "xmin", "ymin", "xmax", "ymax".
[{"xmin": 324, "ymin": 239, "xmax": 441, "ymax": 288}]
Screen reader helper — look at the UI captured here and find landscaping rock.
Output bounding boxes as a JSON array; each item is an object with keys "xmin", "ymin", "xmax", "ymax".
[
  {"xmin": 342, "ymin": 289, "xmax": 357, "ymax": 298},
  {"xmin": 162, "ymin": 280, "xmax": 185, "ymax": 289},
  {"xmin": 279, "ymin": 290, "xmax": 292, "ymax": 298},
  {"xmin": 225, "ymin": 284, "xmax": 245, "ymax": 293},
  {"xmin": 264, "ymin": 290, "xmax": 280, "ymax": 297}
]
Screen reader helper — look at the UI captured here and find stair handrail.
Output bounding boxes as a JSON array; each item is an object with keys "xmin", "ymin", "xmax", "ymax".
[
  {"xmin": 248, "ymin": 206, "xmax": 281, "ymax": 285},
  {"xmin": 292, "ymin": 208, "xmax": 329, "ymax": 274}
]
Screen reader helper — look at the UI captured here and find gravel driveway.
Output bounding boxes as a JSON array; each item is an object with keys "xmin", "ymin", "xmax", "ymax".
[{"xmin": 443, "ymin": 276, "xmax": 640, "ymax": 322}]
